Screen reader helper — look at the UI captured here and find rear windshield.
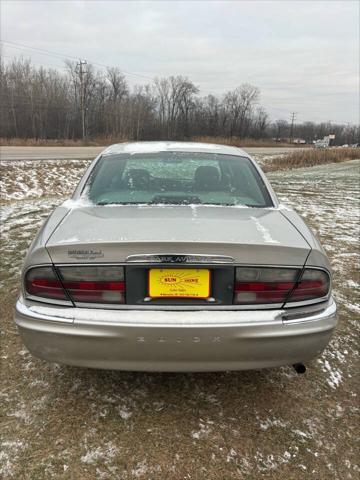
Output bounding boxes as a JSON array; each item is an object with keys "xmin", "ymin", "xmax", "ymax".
[{"xmin": 84, "ymin": 152, "xmax": 273, "ymax": 207}]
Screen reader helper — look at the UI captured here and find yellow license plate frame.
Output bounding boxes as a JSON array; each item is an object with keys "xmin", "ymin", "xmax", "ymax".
[{"xmin": 148, "ymin": 268, "xmax": 211, "ymax": 299}]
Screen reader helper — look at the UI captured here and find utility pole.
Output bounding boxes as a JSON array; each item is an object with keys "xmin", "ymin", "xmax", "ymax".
[
  {"xmin": 76, "ymin": 60, "xmax": 87, "ymax": 139},
  {"xmin": 289, "ymin": 112, "xmax": 296, "ymax": 143}
]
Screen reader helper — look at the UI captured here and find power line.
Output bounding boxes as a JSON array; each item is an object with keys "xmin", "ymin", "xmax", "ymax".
[
  {"xmin": 1, "ymin": 40, "xmax": 262, "ymax": 97},
  {"xmin": 1, "ymin": 40, "xmax": 154, "ymax": 81},
  {"xmin": 1, "ymin": 53, "xmax": 67, "ymax": 70},
  {"xmin": 2, "ymin": 40, "xmax": 79, "ymax": 61},
  {"xmin": 2, "ymin": 39, "xmax": 294, "ymax": 105}
]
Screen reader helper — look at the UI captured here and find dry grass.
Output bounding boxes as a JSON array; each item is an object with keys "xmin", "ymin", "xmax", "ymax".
[
  {"xmin": 1, "ymin": 136, "xmax": 303, "ymax": 148},
  {"xmin": 0, "ymin": 136, "xmax": 128, "ymax": 147},
  {"xmin": 192, "ymin": 136, "xmax": 304, "ymax": 148},
  {"xmin": 263, "ymin": 147, "xmax": 360, "ymax": 172}
]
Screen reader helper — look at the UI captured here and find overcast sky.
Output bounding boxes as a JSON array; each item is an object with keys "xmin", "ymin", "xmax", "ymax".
[{"xmin": 1, "ymin": 0, "xmax": 359, "ymax": 123}]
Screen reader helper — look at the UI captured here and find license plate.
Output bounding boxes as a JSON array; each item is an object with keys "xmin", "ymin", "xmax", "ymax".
[{"xmin": 149, "ymin": 269, "xmax": 210, "ymax": 298}]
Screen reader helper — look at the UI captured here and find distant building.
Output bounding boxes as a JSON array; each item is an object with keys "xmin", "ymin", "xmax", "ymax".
[{"xmin": 314, "ymin": 134, "xmax": 335, "ymax": 148}]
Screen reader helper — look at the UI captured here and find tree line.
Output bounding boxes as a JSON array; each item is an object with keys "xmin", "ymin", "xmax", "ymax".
[{"xmin": 1, "ymin": 58, "xmax": 359, "ymax": 145}]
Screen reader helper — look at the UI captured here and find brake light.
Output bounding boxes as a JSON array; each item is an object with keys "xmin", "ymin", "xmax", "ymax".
[
  {"xmin": 234, "ymin": 267, "xmax": 299, "ymax": 304},
  {"xmin": 25, "ymin": 266, "xmax": 125, "ymax": 304},
  {"xmin": 287, "ymin": 268, "xmax": 330, "ymax": 303},
  {"xmin": 58, "ymin": 266, "xmax": 125, "ymax": 304},
  {"xmin": 25, "ymin": 266, "xmax": 68, "ymax": 300},
  {"xmin": 233, "ymin": 267, "xmax": 329, "ymax": 305}
]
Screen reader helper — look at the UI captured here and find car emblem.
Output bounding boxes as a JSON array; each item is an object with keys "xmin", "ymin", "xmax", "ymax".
[
  {"xmin": 126, "ymin": 254, "xmax": 234, "ymax": 264},
  {"xmin": 135, "ymin": 336, "xmax": 222, "ymax": 344},
  {"xmin": 67, "ymin": 249, "xmax": 104, "ymax": 260}
]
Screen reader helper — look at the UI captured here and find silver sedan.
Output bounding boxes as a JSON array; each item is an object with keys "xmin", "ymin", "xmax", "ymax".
[{"xmin": 15, "ymin": 142, "xmax": 337, "ymax": 372}]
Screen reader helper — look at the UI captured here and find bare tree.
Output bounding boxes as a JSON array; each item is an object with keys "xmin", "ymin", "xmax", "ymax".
[
  {"xmin": 252, "ymin": 107, "xmax": 269, "ymax": 139},
  {"xmin": 106, "ymin": 67, "xmax": 128, "ymax": 136},
  {"xmin": 0, "ymin": 57, "xmax": 357, "ymax": 145},
  {"xmin": 274, "ymin": 120, "xmax": 289, "ymax": 141},
  {"xmin": 154, "ymin": 76, "xmax": 198, "ymax": 138},
  {"xmin": 224, "ymin": 84, "xmax": 260, "ymax": 137}
]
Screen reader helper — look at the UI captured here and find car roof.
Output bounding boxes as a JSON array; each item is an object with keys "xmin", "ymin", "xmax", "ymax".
[{"xmin": 100, "ymin": 141, "xmax": 250, "ymax": 158}]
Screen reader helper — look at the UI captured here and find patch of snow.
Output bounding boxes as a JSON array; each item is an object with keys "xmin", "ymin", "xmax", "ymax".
[
  {"xmin": 104, "ymin": 141, "xmax": 223, "ymax": 155},
  {"xmin": 254, "ymin": 449, "xmax": 293, "ymax": 473},
  {"xmin": 250, "ymin": 216, "xmax": 280, "ymax": 244},
  {"xmin": 129, "ymin": 202, "xmax": 250, "ymax": 209},
  {"xmin": 191, "ymin": 421, "xmax": 212, "ymax": 440},
  {"xmin": 80, "ymin": 442, "xmax": 117, "ymax": 465},
  {"xmin": 26, "ymin": 302, "xmax": 280, "ymax": 325},
  {"xmin": 7, "ymin": 403, "xmax": 32, "ymax": 424},
  {"xmin": 346, "ymin": 279, "xmax": 359, "ymax": 288},
  {"xmin": 117, "ymin": 406, "xmax": 132, "ymax": 420},
  {"xmin": 61, "ymin": 197, "xmax": 93, "ymax": 209},
  {"xmin": 277, "ymin": 203, "xmax": 293, "ymax": 211},
  {"xmin": 259, "ymin": 417, "xmax": 288, "ymax": 431},
  {"xmin": 345, "ymin": 302, "xmax": 360, "ymax": 314},
  {"xmin": 226, "ymin": 448, "xmax": 237, "ymax": 463},
  {"xmin": 131, "ymin": 460, "xmax": 148, "ymax": 477},
  {"xmin": 81, "ymin": 448, "xmax": 105, "ymax": 465},
  {"xmin": 0, "ymin": 441, "xmax": 26, "ymax": 478},
  {"xmin": 55, "ymin": 236, "xmax": 80, "ymax": 244},
  {"xmin": 318, "ymin": 358, "xmax": 343, "ymax": 389},
  {"xmin": 293, "ymin": 429, "xmax": 312, "ymax": 440}
]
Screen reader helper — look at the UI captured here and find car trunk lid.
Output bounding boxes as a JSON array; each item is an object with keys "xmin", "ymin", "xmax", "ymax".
[{"xmin": 45, "ymin": 205, "xmax": 311, "ymax": 266}]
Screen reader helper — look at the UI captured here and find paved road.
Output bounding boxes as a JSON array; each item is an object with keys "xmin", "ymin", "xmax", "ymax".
[
  {"xmin": 0, "ymin": 146, "xmax": 104, "ymax": 161},
  {"xmin": 0, "ymin": 145, "xmax": 302, "ymax": 161}
]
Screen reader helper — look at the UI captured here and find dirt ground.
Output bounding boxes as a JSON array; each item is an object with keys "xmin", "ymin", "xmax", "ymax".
[{"xmin": 0, "ymin": 153, "xmax": 359, "ymax": 479}]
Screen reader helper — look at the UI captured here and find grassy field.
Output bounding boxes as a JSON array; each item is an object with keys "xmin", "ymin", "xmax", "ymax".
[
  {"xmin": 0, "ymin": 137, "xmax": 114, "ymax": 147},
  {"xmin": 192, "ymin": 136, "xmax": 304, "ymax": 148},
  {"xmin": 0, "ymin": 136, "xmax": 298, "ymax": 148},
  {"xmin": 262, "ymin": 148, "xmax": 360, "ymax": 172},
  {"xmin": 0, "ymin": 153, "xmax": 359, "ymax": 479}
]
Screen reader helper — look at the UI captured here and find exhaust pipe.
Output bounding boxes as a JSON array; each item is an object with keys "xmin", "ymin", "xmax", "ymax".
[{"xmin": 293, "ymin": 363, "xmax": 306, "ymax": 374}]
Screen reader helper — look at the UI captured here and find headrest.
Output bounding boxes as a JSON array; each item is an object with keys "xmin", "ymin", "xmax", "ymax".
[
  {"xmin": 125, "ymin": 168, "xmax": 150, "ymax": 189},
  {"xmin": 194, "ymin": 166, "xmax": 220, "ymax": 190}
]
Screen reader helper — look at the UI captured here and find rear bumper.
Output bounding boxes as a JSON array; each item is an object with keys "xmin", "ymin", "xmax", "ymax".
[{"xmin": 14, "ymin": 298, "xmax": 337, "ymax": 372}]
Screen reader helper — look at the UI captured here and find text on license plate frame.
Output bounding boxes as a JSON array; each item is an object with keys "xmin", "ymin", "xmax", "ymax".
[{"xmin": 148, "ymin": 268, "xmax": 211, "ymax": 298}]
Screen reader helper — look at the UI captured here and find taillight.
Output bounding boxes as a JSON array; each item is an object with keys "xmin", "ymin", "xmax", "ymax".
[
  {"xmin": 287, "ymin": 268, "xmax": 330, "ymax": 303},
  {"xmin": 58, "ymin": 266, "xmax": 125, "ymax": 304},
  {"xmin": 25, "ymin": 266, "xmax": 68, "ymax": 301},
  {"xmin": 234, "ymin": 267, "xmax": 299, "ymax": 304},
  {"xmin": 233, "ymin": 267, "xmax": 330, "ymax": 305},
  {"xmin": 25, "ymin": 265, "xmax": 125, "ymax": 304}
]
